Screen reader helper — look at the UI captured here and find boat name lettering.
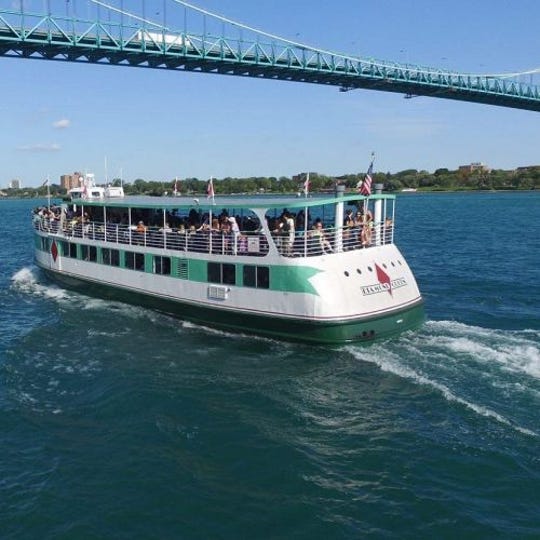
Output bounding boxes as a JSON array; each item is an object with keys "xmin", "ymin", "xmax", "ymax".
[{"xmin": 361, "ymin": 277, "xmax": 407, "ymax": 296}]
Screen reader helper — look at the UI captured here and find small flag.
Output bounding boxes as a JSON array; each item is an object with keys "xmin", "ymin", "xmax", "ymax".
[
  {"xmin": 206, "ymin": 177, "xmax": 215, "ymax": 199},
  {"xmin": 303, "ymin": 172, "xmax": 310, "ymax": 196},
  {"xmin": 357, "ymin": 158, "xmax": 374, "ymax": 196}
]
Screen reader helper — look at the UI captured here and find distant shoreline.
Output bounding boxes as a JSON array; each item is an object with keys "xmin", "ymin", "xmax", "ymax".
[{"xmin": 1, "ymin": 187, "xmax": 537, "ymax": 201}]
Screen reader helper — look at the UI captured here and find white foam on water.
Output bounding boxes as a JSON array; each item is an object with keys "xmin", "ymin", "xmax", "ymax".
[
  {"xmin": 180, "ymin": 319, "xmax": 284, "ymax": 345},
  {"xmin": 423, "ymin": 320, "xmax": 540, "ymax": 379},
  {"xmin": 346, "ymin": 343, "xmax": 538, "ymax": 438},
  {"xmin": 11, "ymin": 266, "xmax": 71, "ymax": 301}
]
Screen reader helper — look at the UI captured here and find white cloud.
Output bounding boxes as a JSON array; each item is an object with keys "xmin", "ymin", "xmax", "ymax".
[
  {"xmin": 17, "ymin": 143, "xmax": 61, "ymax": 152},
  {"xmin": 53, "ymin": 118, "xmax": 71, "ymax": 129}
]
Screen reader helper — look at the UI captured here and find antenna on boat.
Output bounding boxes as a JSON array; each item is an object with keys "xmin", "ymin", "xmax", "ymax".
[{"xmin": 104, "ymin": 156, "xmax": 108, "ymax": 185}]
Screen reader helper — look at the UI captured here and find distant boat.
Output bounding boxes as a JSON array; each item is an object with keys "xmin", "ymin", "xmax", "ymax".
[
  {"xmin": 401, "ymin": 188, "xmax": 417, "ymax": 192},
  {"xmin": 67, "ymin": 173, "xmax": 124, "ymax": 200}
]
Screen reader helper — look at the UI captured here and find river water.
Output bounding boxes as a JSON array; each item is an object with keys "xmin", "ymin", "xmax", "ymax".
[{"xmin": 1, "ymin": 192, "xmax": 539, "ymax": 539}]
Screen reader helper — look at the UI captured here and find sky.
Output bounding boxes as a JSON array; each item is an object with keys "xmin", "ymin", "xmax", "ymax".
[{"xmin": 1, "ymin": 0, "xmax": 539, "ymax": 187}]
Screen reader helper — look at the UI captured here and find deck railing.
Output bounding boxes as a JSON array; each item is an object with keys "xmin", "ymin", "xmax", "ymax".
[{"xmin": 33, "ymin": 217, "xmax": 394, "ymax": 257}]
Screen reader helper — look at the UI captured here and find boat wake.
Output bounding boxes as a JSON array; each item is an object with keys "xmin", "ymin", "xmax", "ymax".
[
  {"xmin": 346, "ymin": 320, "xmax": 540, "ymax": 438},
  {"xmin": 11, "ymin": 266, "xmax": 296, "ymax": 345},
  {"xmin": 11, "ymin": 266, "xmax": 169, "ymax": 322},
  {"xmin": 10, "ymin": 266, "xmax": 70, "ymax": 301}
]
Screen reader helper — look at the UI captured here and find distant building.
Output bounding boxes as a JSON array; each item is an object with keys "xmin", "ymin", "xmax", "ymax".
[
  {"xmin": 61, "ymin": 172, "xmax": 83, "ymax": 190},
  {"xmin": 458, "ymin": 162, "xmax": 491, "ymax": 173},
  {"xmin": 8, "ymin": 179, "xmax": 21, "ymax": 189}
]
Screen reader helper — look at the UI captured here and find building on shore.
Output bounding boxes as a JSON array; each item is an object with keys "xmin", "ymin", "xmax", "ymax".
[
  {"xmin": 9, "ymin": 179, "xmax": 21, "ymax": 189},
  {"xmin": 458, "ymin": 162, "xmax": 491, "ymax": 173},
  {"xmin": 60, "ymin": 172, "xmax": 83, "ymax": 190}
]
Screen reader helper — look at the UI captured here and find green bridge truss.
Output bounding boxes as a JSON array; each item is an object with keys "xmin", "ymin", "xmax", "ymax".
[{"xmin": 1, "ymin": 2, "xmax": 539, "ymax": 112}]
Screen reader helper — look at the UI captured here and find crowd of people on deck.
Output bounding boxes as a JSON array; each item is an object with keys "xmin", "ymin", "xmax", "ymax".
[
  {"xmin": 33, "ymin": 203, "xmax": 394, "ymax": 257},
  {"xmin": 267, "ymin": 206, "xmax": 393, "ymax": 255}
]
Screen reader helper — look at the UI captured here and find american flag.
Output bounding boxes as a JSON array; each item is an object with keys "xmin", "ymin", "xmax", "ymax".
[{"xmin": 357, "ymin": 160, "xmax": 373, "ymax": 196}]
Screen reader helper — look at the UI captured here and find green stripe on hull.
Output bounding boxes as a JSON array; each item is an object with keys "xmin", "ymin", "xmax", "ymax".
[{"xmin": 41, "ymin": 268, "xmax": 424, "ymax": 344}]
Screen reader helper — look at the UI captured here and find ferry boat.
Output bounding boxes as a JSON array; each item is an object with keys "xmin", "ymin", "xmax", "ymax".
[{"xmin": 32, "ymin": 182, "xmax": 423, "ymax": 344}]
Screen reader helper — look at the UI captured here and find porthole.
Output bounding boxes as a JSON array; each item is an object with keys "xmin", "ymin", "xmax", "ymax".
[
  {"xmin": 344, "ymin": 271, "xmax": 350, "ymax": 277},
  {"xmin": 367, "ymin": 266, "xmax": 373, "ymax": 272},
  {"xmin": 356, "ymin": 268, "xmax": 362, "ymax": 274},
  {"xmin": 391, "ymin": 261, "xmax": 396, "ymax": 267},
  {"xmin": 398, "ymin": 260, "xmax": 402, "ymax": 266},
  {"xmin": 382, "ymin": 263, "xmax": 387, "ymax": 269}
]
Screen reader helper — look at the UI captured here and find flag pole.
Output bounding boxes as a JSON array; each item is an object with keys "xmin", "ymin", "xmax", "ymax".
[
  {"xmin": 362, "ymin": 152, "xmax": 375, "ymax": 213},
  {"xmin": 47, "ymin": 175, "xmax": 51, "ymax": 211}
]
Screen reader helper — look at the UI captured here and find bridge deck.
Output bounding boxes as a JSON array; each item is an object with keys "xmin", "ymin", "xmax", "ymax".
[{"xmin": 0, "ymin": 9, "xmax": 538, "ymax": 112}]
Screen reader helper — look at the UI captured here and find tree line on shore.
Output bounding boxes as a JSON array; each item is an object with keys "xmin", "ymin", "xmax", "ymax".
[{"xmin": 3, "ymin": 165, "xmax": 539, "ymax": 198}]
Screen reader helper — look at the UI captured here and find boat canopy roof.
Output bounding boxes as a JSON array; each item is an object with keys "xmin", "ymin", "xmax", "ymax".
[{"xmin": 72, "ymin": 192, "xmax": 395, "ymax": 211}]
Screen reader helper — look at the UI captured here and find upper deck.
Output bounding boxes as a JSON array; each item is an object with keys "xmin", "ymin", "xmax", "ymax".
[{"xmin": 33, "ymin": 192, "xmax": 396, "ymax": 259}]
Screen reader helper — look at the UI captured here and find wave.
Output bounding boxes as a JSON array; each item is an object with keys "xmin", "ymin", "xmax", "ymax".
[
  {"xmin": 346, "ymin": 319, "xmax": 540, "ymax": 438},
  {"xmin": 422, "ymin": 320, "xmax": 540, "ymax": 379},
  {"xmin": 10, "ymin": 266, "xmax": 70, "ymax": 301}
]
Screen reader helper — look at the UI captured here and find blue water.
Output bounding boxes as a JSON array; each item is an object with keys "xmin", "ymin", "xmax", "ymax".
[{"xmin": 1, "ymin": 193, "xmax": 539, "ymax": 539}]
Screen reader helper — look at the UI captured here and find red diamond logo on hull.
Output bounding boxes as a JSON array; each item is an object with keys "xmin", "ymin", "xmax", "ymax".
[
  {"xmin": 51, "ymin": 240, "xmax": 58, "ymax": 262},
  {"xmin": 375, "ymin": 263, "xmax": 392, "ymax": 296}
]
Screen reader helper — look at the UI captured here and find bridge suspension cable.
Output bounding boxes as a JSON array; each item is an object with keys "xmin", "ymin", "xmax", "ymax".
[
  {"xmin": 90, "ymin": 0, "xmax": 537, "ymax": 85},
  {"xmin": 90, "ymin": 0, "xmax": 167, "ymax": 29}
]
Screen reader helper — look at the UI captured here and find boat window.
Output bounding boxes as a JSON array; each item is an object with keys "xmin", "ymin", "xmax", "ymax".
[
  {"xmin": 243, "ymin": 265, "xmax": 269, "ymax": 289},
  {"xmin": 81, "ymin": 244, "xmax": 97, "ymax": 262},
  {"xmin": 154, "ymin": 256, "xmax": 171, "ymax": 275},
  {"xmin": 57, "ymin": 240, "xmax": 68, "ymax": 256},
  {"xmin": 222, "ymin": 264, "xmax": 235, "ymax": 285},
  {"xmin": 125, "ymin": 251, "xmax": 145, "ymax": 271},
  {"xmin": 102, "ymin": 248, "xmax": 120, "ymax": 266},
  {"xmin": 208, "ymin": 262, "xmax": 221, "ymax": 283},
  {"xmin": 207, "ymin": 262, "xmax": 236, "ymax": 285}
]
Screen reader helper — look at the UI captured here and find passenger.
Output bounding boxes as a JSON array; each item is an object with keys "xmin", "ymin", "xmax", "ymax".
[
  {"xmin": 360, "ymin": 211, "xmax": 373, "ymax": 247},
  {"xmin": 268, "ymin": 217, "xmax": 283, "ymax": 252},
  {"xmin": 228, "ymin": 216, "xmax": 240, "ymax": 254},
  {"xmin": 309, "ymin": 220, "xmax": 333, "ymax": 254},
  {"xmin": 383, "ymin": 217, "xmax": 393, "ymax": 244},
  {"xmin": 281, "ymin": 211, "xmax": 295, "ymax": 255},
  {"xmin": 343, "ymin": 209, "xmax": 354, "ymax": 249}
]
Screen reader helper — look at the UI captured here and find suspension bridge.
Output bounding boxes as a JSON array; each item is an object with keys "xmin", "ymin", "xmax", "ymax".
[{"xmin": 1, "ymin": 0, "xmax": 539, "ymax": 112}]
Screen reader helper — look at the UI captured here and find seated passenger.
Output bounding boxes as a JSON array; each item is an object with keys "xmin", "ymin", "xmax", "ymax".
[{"xmin": 309, "ymin": 220, "xmax": 333, "ymax": 254}]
